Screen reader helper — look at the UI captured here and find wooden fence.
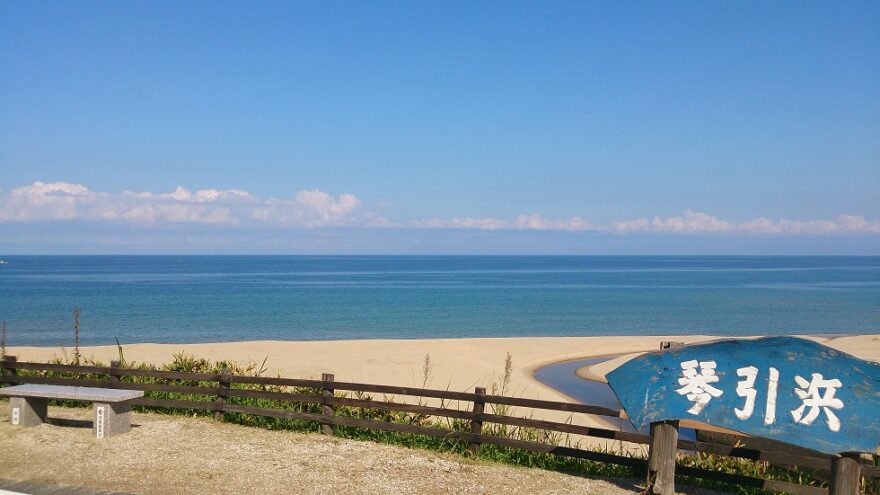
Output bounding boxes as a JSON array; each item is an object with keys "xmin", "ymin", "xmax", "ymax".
[{"xmin": 1, "ymin": 356, "xmax": 877, "ymax": 495}]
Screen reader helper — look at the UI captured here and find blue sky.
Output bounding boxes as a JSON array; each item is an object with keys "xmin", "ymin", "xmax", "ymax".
[{"xmin": 1, "ymin": 1, "xmax": 879, "ymax": 253}]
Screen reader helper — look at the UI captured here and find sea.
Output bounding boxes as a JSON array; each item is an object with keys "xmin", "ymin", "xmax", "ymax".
[{"xmin": 1, "ymin": 255, "xmax": 878, "ymax": 346}]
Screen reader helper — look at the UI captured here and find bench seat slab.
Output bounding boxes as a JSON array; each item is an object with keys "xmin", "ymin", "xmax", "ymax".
[{"xmin": 0, "ymin": 384, "xmax": 143, "ymax": 402}]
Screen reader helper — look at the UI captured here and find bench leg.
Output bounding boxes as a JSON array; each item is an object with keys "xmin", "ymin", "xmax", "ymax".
[
  {"xmin": 10, "ymin": 397, "xmax": 48, "ymax": 427},
  {"xmin": 93, "ymin": 401, "xmax": 133, "ymax": 438}
]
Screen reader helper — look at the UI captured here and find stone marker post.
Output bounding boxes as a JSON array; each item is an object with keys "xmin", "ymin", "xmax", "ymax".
[
  {"xmin": 93, "ymin": 400, "xmax": 135, "ymax": 438},
  {"xmin": 10, "ymin": 396, "xmax": 48, "ymax": 427}
]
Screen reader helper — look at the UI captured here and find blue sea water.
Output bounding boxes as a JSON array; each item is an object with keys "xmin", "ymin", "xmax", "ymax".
[{"xmin": 0, "ymin": 256, "xmax": 878, "ymax": 346}]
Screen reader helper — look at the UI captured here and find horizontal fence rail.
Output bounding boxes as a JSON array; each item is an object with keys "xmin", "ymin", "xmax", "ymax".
[{"xmin": 1, "ymin": 357, "xmax": 877, "ymax": 494}]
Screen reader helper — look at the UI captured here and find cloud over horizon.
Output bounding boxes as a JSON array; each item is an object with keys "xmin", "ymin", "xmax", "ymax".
[
  {"xmin": 0, "ymin": 181, "xmax": 384, "ymax": 228},
  {"xmin": 2, "ymin": 181, "xmax": 879, "ymax": 236}
]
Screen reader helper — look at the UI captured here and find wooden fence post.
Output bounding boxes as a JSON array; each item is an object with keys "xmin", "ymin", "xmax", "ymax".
[
  {"xmin": 469, "ymin": 386, "xmax": 486, "ymax": 455},
  {"xmin": 214, "ymin": 370, "xmax": 230, "ymax": 421},
  {"xmin": 829, "ymin": 453, "xmax": 861, "ymax": 495},
  {"xmin": 320, "ymin": 373, "xmax": 335, "ymax": 436},
  {"xmin": 647, "ymin": 420, "xmax": 679, "ymax": 495},
  {"xmin": 109, "ymin": 360, "xmax": 122, "ymax": 385},
  {"xmin": 0, "ymin": 355, "xmax": 17, "ymax": 382}
]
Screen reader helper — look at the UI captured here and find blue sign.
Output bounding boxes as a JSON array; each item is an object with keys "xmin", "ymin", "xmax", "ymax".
[{"xmin": 606, "ymin": 337, "xmax": 880, "ymax": 455}]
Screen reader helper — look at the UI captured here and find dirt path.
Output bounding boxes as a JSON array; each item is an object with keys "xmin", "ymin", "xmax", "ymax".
[{"xmin": 0, "ymin": 406, "xmax": 719, "ymax": 495}]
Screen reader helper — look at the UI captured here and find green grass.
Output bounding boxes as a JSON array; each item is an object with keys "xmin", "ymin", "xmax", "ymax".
[{"xmin": 2, "ymin": 353, "xmax": 877, "ymax": 495}]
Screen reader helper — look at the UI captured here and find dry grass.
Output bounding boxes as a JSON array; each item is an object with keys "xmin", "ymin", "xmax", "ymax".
[
  {"xmin": 0, "ymin": 406, "xmax": 734, "ymax": 495},
  {"xmin": 0, "ymin": 406, "xmax": 652, "ymax": 495}
]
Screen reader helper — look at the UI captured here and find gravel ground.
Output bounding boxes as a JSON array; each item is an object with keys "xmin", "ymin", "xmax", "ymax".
[{"xmin": 0, "ymin": 406, "xmax": 722, "ymax": 495}]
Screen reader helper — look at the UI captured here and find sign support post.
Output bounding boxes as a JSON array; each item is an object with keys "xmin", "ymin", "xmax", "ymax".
[
  {"xmin": 647, "ymin": 420, "xmax": 679, "ymax": 495},
  {"xmin": 830, "ymin": 453, "xmax": 861, "ymax": 495}
]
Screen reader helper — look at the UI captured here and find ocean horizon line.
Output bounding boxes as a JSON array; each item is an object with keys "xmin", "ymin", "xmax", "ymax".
[{"xmin": 4, "ymin": 254, "xmax": 880, "ymax": 258}]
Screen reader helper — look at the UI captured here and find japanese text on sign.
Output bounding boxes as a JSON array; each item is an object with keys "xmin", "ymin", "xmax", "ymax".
[{"xmin": 675, "ymin": 360, "xmax": 844, "ymax": 432}]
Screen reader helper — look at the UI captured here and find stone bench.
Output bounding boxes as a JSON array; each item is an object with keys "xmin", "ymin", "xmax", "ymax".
[{"xmin": 0, "ymin": 384, "xmax": 144, "ymax": 438}]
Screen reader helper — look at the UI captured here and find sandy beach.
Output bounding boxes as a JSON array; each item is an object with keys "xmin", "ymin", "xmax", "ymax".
[{"xmin": 8, "ymin": 334, "xmax": 880, "ymax": 424}]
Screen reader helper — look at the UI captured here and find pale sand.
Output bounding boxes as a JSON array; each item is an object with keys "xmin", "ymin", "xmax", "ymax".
[
  {"xmin": 579, "ymin": 334, "xmax": 880, "ymax": 383},
  {"xmin": 7, "ymin": 334, "xmax": 880, "ymax": 435},
  {"xmin": 7, "ymin": 336, "xmax": 731, "ymax": 406}
]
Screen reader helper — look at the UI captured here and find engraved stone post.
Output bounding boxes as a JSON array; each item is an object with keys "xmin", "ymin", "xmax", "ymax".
[
  {"xmin": 10, "ymin": 396, "xmax": 48, "ymax": 427},
  {"xmin": 93, "ymin": 400, "xmax": 134, "ymax": 438}
]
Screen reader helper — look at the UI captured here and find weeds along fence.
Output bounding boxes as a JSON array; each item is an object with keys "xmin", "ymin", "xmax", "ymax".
[{"xmin": 1, "ymin": 356, "xmax": 878, "ymax": 495}]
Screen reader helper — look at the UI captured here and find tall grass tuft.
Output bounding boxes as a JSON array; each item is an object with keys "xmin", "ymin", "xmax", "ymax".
[
  {"xmin": 1, "ymin": 321, "xmax": 7, "ymax": 360},
  {"xmin": 489, "ymin": 352, "xmax": 513, "ymax": 419},
  {"xmin": 72, "ymin": 307, "xmax": 81, "ymax": 366},
  {"xmin": 114, "ymin": 336, "xmax": 125, "ymax": 366},
  {"xmin": 421, "ymin": 353, "xmax": 433, "ymax": 389}
]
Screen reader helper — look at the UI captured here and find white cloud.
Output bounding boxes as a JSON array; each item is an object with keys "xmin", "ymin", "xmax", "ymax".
[
  {"xmin": 611, "ymin": 210, "xmax": 731, "ymax": 234},
  {"xmin": 738, "ymin": 214, "xmax": 880, "ymax": 235},
  {"xmin": 413, "ymin": 217, "xmax": 510, "ymax": 230},
  {"xmin": 292, "ymin": 190, "xmax": 361, "ymax": 224},
  {"xmin": 414, "ymin": 214, "xmax": 594, "ymax": 232},
  {"xmin": 0, "ymin": 181, "xmax": 101, "ymax": 222},
  {"xmin": 611, "ymin": 211, "xmax": 880, "ymax": 235},
  {"xmin": 257, "ymin": 190, "xmax": 364, "ymax": 227},
  {"xmin": 2, "ymin": 182, "xmax": 878, "ymax": 236},
  {"xmin": 514, "ymin": 214, "xmax": 593, "ymax": 232},
  {"xmin": 415, "ymin": 210, "xmax": 879, "ymax": 236},
  {"xmin": 0, "ymin": 181, "xmax": 384, "ymax": 227}
]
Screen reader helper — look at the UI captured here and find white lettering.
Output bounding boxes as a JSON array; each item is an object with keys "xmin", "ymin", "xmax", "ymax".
[
  {"xmin": 676, "ymin": 360, "xmax": 723, "ymax": 415},
  {"xmin": 96, "ymin": 406, "xmax": 105, "ymax": 438},
  {"xmin": 764, "ymin": 367, "xmax": 779, "ymax": 425},
  {"xmin": 735, "ymin": 366, "xmax": 758, "ymax": 420},
  {"xmin": 791, "ymin": 373, "xmax": 844, "ymax": 432}
]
